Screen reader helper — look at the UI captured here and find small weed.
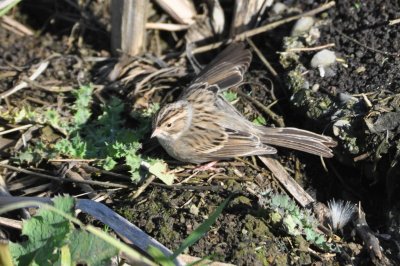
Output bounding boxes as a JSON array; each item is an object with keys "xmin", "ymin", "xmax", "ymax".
[
  {"xmin": 2, "ymin": 84, "xmax": 174, "ymax": 183},
  {"xmin": 260, "ymin": 192, "xmax": 340, "ymax": 252},
  {"xmin": 222, "ymin": 91, "xmax": 238, "ymax": 102},
  {"xmin": 7, "ymin": 196, "xmax": 118, "ymax": 265},
  {"xmin": 252, "ymin": 115, "xmax": 267, "ymax": 126}
]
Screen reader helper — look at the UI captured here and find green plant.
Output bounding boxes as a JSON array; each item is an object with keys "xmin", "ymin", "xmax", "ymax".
[
  {"xmin": 0, "ymin": 0, "xmax": 21, "ymax": 17},
  {"xmin": 260, "ymin": 192, "xmax": 340, "ymax": 252},
  {"xmin": 222, "ymin": 91, "xmax": 238, "ymax": 102},
  {"xmin": 252, "ymin": 115, "xmax": 267, "ymax": 126},
  {"xmin": 2, "ymin": 85, "xmax": 174, "ymax": 183},
  {"xmin": 7, "ymin": 196, "xmax": 118, "ymax": 265}
]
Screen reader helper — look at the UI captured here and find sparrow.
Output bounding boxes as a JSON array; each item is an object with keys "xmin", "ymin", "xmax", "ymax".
[{"xmin": 152, "ymin": 43, "xmax": 337, "ymax": 164}]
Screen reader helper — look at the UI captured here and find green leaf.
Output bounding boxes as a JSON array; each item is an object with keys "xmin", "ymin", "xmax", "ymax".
[
  {"xmin": 148, "ymin": 246, "xmax": 175, "ymax": 266},
  {"xmin": 45, "ymin": 109, "xmax": 61, "ymax": 128},
  {"xmin": 147, "ymin": 159, "xmax": 175, "ymax": 185},
  {"xmin": 73, "ymin": 85, "xmax": 93, "ymax": 111},
  {"xmin": 253, "ymin": 115, "xmax": 266, "ymax": 126},
  {"xmin": 171, "ymin": 194, "xmax": 234, "ymax": 259},
  {"xmin": 16, "ymin": 150, "xmax": 34, "ymax": 164},
  {"xmin": 69, "ymin": 230, "xmax": 117, "ymax": 266},
  {"xmin": 102, "ymin": 157, "xmax": 117, "ymax": 171},
  {"xmin": 0, "ymin": 0, "xmax": 21, "ymax": 17},
  {"xmin": 9, "ymin": 196, "xmax": 118, "ymax": 266},
  {"xmin": 126, "ymin": 151, "xmax": 142, "ymax": 181},
  {"xmin": 54, "ymin": 135, "xmax": 86, "ymax": 158},
  {"xmin": 9, "ymin": 196, "xmax": 75, "ymax": 266},
  {"xmin": 71, "ymin": 85, "xmax": 93, "ymax": 129},
  {"xmin": 222, "ymin": 91, "xmax": 238, "ymax": 102}
]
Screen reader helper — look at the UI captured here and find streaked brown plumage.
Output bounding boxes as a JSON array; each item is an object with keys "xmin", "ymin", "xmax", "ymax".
[{"xmin": 152, "ymin": 43, "xmax": 337, "ymax": 164}]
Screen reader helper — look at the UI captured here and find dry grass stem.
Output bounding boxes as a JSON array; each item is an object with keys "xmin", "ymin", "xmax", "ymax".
[
  {"xmin": 230, "ymin": 0, "xmax": 271, "ymax": 36},
  {"xmin": 0, "ymin": 61, "xmax": 49, "ymax": 99},
  {"xmin": 111, "ymin": 0, "xmax": 148, "ymax": 56},
  {"xmin": 146, "ymin": 22, "xmax": 189, "ymax": 31},
  {"xmin": 154, "ymin": 0, "xmax": 196, "ymax": 25},
  {"xmin": 191, "ymin": 1, "xmax": 336, "ymax": 54},
  {"xmin": 0, "ymin": 164, "xmax": 129, "ymax": 188},
  {"xmin": 0, "ymin": 124, "xmax": 32, "ymax": 136},
  {"xmin": 1, "ymin": 15, "xmax": 33, "ymax": 36},
  {"xmin": 285, "ymin": 43, "xmax": 335, "ymax": 52}
]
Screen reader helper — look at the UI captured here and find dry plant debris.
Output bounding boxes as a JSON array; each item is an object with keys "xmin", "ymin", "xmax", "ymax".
[{"xmin": 0, "ymin": 0, "xmax": 399, "ymax": 265}]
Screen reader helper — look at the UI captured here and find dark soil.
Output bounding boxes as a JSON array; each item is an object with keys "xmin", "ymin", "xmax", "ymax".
[
  {"xmin": 312, "ymin": 0, "xmax": 400, "ymax": 94},
  {"xmin": 1, "ymin": 0, "xmax": 400, "ymax": 265},
  {"xmin": 282, "ymin": 0, "xmax": 400, "ymax": 264}
]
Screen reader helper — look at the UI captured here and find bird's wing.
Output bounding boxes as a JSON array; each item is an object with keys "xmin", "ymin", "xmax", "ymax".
[
  {"xmin": 188, "ymin": 43, "xmax": 252, "ymax": 91},
  {"xmin": 205, "ymin": 127, "xmax": 277, "ymax": 159}
]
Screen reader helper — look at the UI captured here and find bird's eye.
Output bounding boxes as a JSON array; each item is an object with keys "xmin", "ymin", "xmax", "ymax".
[{"xmin": 166, "ymin": 122, "xmax": 172, "ymax": 128}]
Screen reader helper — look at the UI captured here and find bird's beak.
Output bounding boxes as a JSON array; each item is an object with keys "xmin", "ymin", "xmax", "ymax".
[{"xmin": 151, "ymin": 128, "xmax": 161, "ymax": 138}]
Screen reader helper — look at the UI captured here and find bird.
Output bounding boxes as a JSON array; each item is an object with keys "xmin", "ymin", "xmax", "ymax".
[{"xmin": 151, "ymin": 43, "xmax": 337, "ymax": 164}]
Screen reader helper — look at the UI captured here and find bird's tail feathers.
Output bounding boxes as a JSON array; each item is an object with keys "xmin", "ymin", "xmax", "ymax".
[{"xmin": 261, "ymin": 127, "xmax": 337, "ymax": 158}]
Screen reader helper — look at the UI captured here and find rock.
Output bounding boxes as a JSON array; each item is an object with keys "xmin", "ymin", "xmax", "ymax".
[
  {"xmin": 271, "ymin": 2, "xmax": 287, "ymax": 15},
  {"xmin": 292, "ymin": 16, "xmax": 315, "ymax": 36}
]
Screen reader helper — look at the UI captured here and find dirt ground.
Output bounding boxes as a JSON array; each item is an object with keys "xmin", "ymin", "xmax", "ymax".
[{"xmin": 1, "ymin": 0, "xmax": 400, "ymax": 265}]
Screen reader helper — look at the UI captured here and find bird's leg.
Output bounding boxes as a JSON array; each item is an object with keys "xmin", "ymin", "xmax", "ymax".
[{"xmin": 193, "ymin": 161, "xmax": 224, "ymax": 173}]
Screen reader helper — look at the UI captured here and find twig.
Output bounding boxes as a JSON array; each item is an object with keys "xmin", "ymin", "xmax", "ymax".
[
  {"xmin": 285, "ymin": 43, "xmax": 335, "ymax": 52},
  {"xmin": 178, "ymin": 254, "xmax": 235, "ymax": 266},
  {"xmin": 0, "ymin": 164, "xmax": 129, "ymax": 188},
  {"xmin": 353, "ymin": 203, "xmax": 388, "ymax": 262},
  {"xmin": 150, "ymin": 182, "xmax": 222, "ymax": 191},
  {"xmin": 131, "ymin": 175, "xmax": 156, "ymax": 199},
  {"xmin": 246, "ymin": 38, "xmax": 278, "ymax": 77},
  {"xmin": 389, "ymin": 18, "xmax": 400, "ymax": 25},
  {"xmin": 65, "ymin": 170, "xmax": 96, "ymax": 198},
  {"xmin": 191, "ymin": 1, "xmax": 336, "ymax": 54},
  {"xmin": 246, "ymin": 38, "xmax": 287, "ymax": 96},
  {"xmin": 146, "ymin": 22, "xmax": 189, "ymax": 31},
  {"xmin": 77, "ymin": 199, "xmax": 185, "ymax": 265},
  {"xmin": 237, "ymin": 91, "xmax": 285, "ymax": 127},
  {"xmin": 80, "ymin": 165, "xmax": 131, "ymax": 180},
  {"xmin": 258, "ymin": 156, "xmax": 314, "ymax": 207},
  {"xmin": 21, "ymin": 77, "xmax": 74, "ymax": 92},
  {"xmin": 48, "ymin": 158, "xmax": 97, "ymax": 163},
  {"xmin": 353, "ymin": 152, "xmax": 371, "ymax": 162},
  {"xmin": 1, "ymin": 15, "xmax": 33, "ymax": 36},
  {"xmin": 0, "ymin": 124, "xmax": 32, "ymax": 136},
  {"xmin": 0, "ymin": 61, "xmax": 49, "ymax": 99},
  {"xmin": 0, "ymin": 216, "xmax": 22, "ymax": 230}
]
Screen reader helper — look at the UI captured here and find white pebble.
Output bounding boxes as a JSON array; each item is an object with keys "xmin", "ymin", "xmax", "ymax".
[
  {"xmin": 272, "ymin": 2, "xmax": 287, "ymax": 14},
  {"xmin": 311, "ymin": 49, "xmax": 336, "ymax": 68},
  {"xmin": 291, "ymin": 16, "xmax": 314, "ymax": 35}
]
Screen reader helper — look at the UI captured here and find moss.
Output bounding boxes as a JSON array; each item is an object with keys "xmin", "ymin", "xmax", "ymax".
[
  {"xmin": 243, "ymin": 214, "xmax": 271, "ymax": 237},
  {"xmin": 233, "ymin": 242, "xmax": 287, "ymax": 266},
  {"xmin": 224, "ymin": 179, "xmax": 243, "ymax": 192},
  {"xmin": 288, "ymin": 66, "xmax": 307, "ymax": 95},
  {"xmin": 298, "ymin": 251, "xmax": 312, "ymax": 265},
  {"xmin": 159, "ymin": 224, "xmax": 180, "ymax": 245},
  {"xmin": 293, "ymin": 235, "xmax": 309, "ymax": 252},
  {"xmin": 230, "ymin": 196, "xmax": 253, "ymax": 209},
  {"xmin": 280, "ymin": 36, "xmax": 303, "ymax": 68},
  {"xmin": 268, "ymin": 211, "xmax": 282, "ymax": 226}
]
